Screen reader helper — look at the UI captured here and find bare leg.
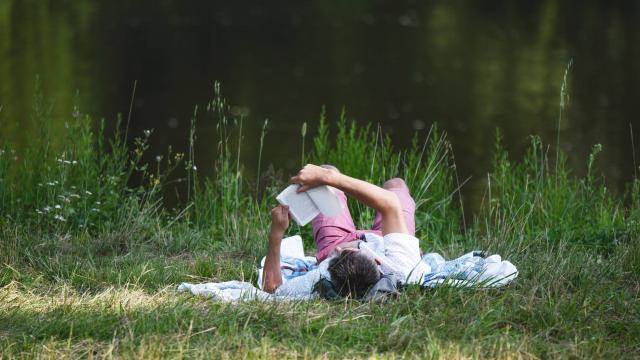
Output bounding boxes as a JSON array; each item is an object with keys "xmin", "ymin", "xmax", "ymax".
[{"xmin": 371, "ymin": 178, "xmax": 416, "ymax": 236}]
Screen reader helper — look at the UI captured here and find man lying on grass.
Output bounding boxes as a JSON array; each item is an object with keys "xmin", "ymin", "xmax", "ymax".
[{"xmin": 262, "ymin": 164, "xmax": 429, "ymax": 298}]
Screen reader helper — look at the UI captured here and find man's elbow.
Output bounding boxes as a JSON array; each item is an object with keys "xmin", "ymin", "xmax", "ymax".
[
  {"xmin": 263, "ymin": 277, "xmax": 282, "ymax": 294},
  {"xmin": 263, "ymin": 282, "xmax": 277, "ymax": 294}
]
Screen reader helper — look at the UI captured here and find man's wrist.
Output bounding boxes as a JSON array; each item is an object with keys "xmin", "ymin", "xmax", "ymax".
[
  {"xmin": 324, "ymin": 169, "xmax": 340, "ymax": 187},
  {"xmin": 269, "ymin": 227, "xmax": 285, "ymax": 241}
]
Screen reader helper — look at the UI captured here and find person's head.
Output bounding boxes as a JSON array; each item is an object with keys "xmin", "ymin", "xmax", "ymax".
[{"xmin": 328, "ymin": 249, "xmax": 381, "ymax": 298}]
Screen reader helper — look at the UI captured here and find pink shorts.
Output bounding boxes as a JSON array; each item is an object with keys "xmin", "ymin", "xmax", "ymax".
[{"xmin": 312, "ymin": 183, "xmax": 416, "ymax": 263}]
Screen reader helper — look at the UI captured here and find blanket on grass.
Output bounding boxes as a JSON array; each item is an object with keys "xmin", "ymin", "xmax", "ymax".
[{"xmin": 178, "ymin": 250, "xmax": 518, "ymax": 302}]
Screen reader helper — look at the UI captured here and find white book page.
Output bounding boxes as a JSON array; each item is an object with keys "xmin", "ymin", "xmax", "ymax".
[
  {"xmin": 306, "ymin": 186, "xmax": 343, "ymax": 217},
  {"xmin": 276, "ymin": 184, "xmax": 320, "ymax": 226}
]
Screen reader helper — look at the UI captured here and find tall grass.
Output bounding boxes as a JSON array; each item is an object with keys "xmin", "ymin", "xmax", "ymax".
[
  {"xmin": 0, "ymin": 82, "xmax": 639, "ymax": 358},
  {"xmin": 309, "ymin": 109, "xmax": 463, "ymax": 250},
  {"xmin": 479, "ymin": 133, "xmax": 631, "ymax": 254}
]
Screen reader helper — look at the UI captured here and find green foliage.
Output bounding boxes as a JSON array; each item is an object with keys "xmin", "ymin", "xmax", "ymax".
[
  {"xmin": 478, "ymin": 131, "xmax": 631, "ymax": 257},
  {"xmin": 0, "ymin": 84, "xmax": 639, "ymax": 358}
]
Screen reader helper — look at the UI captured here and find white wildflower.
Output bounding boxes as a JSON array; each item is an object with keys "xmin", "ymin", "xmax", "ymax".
[
  {"xmin": 43, "ymin": 206, "xmax": 52, "ymax": 212},
  {"xmin": 54, "ymin": 205, "xmax": 62, "ymax": 209},
  {"xmin": 54, "ymin": 215, "xmax": 66, "ymax": 222},
  {"xmin": 155, "ymin": 155, "xmax": 163, "ymax": 162},
  {"xmin": 192, "ymin": 165, "xmax": 197, "ymax": 171},
  {"xmin": 85, "ymin": 190, "xmax": 93, "ymax": 195}
]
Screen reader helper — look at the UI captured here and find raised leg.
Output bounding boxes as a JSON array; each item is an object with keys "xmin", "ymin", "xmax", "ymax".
[{"xmin": 370, "ymin": 178, "xmax": 416, "ymax": 236}]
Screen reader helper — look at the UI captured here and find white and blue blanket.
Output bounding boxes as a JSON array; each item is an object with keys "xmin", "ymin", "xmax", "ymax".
[{"xmin": 178, "ymin": 251, "xmax": 518, "ymax": 302}]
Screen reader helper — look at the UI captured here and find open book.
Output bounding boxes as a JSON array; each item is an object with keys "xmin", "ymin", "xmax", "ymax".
[{"xmin": 276, "ymin": 184, "xmax": 343, "ymax": 226}]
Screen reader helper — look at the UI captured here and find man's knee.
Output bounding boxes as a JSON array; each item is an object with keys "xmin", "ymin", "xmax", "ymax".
[
  {"xmin": 320, "ymin": 164, "xmax": 340, "ymax": 173},
  {"xmin": 383, "ymin": 177, "xmax": 407, "ymax": 190}
]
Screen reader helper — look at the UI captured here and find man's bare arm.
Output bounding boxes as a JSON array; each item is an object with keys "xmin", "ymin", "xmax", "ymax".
[
  {"xmin": 290, "ymin": 164, "xmax": 408, "ymax": 235},
  {"xmin": 262, "ymin": 205, "xmax": 289, "ymax": 293}
]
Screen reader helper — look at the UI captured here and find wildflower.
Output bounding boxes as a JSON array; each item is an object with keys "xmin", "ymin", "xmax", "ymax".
[
  {"xmin": 36, "ymin": 209, "xmax": 43, "ymax": 214},
  {"xmin": 144, "ymin": 129, "xmax": 152, "ymax": 137},
  {"xmin": 95, "ymin": 201, "xmax": 101, "ymax": 205},
  {"xmin": 69, "ymin": 194, "xmax": 80, "ymax": 199},
  {"xmin": 43, "ymin": 206, "xmax": 52, "ymax": 212},
  {"xmin": 174, "ymin": 152, "xmax": 184, "ymax": 161},
  {"xmin": 54, "ymin": 205, "xmax": 62, "ymax": 209},
  {"xmin": 91, "ymin": 208, "xmax": 100, "ymax": 212},
  {"xmin": 54, "ymin": 215, "xmax": 66, "ymax": 222},
  {"xmin": 155, "ymin": 155, "xmax": 163, "ymax": 162},
  {"xmin": 85, "ymin": 190, "xmax": 93, "ymax": 195},
  {"xmin": 192, "ymin": 165, "xmax": 197, "ymax": 171},
  {"xmin": 72, "ymin": 160, "xmax": 78, "ymax": 165}
]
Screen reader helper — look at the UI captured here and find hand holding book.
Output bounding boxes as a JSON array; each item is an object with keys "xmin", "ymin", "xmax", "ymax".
[{"xmin": 289, "ymin": 164, "xmax": 334, "ymax": 193}]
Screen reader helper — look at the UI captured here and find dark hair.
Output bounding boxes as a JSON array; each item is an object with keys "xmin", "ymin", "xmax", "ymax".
[{"xmin": 328, "ymin": 251, "xmax": 380, "ymax": 298}]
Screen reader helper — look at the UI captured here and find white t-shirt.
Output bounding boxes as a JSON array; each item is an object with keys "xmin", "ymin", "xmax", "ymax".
[
  {"xmin": 360, "ymin": 232, "xmax": 429, "ymax": 285},
  {"xmin": 273, "ymin": 232, "xmax": 428, "ymax": 297}
]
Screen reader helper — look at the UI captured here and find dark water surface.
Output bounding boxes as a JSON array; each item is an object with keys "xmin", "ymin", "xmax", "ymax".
[{"xmin": 1, "ymin": 1, "xmax": 639, "ymax": 209}]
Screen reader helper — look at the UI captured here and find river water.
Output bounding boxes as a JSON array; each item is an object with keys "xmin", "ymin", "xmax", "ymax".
[{"xmin": 1, "ymin": 1, "xmax": 639, "ymax": 209}]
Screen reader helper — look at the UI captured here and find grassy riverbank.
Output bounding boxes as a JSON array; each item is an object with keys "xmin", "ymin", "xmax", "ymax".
[{"xmin": 1, "ymin": 86, "xmax": 639, "ymax": 359}]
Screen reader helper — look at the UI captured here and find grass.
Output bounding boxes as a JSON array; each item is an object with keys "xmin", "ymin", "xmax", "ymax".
[{"xmin": 0, "ymin": 81, "xmax": 639, "ymax": 359}]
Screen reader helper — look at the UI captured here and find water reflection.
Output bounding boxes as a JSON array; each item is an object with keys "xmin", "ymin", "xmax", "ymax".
[{"xmin": 1, "ymin": 1, "xmax": 638, "ymax": 210}]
